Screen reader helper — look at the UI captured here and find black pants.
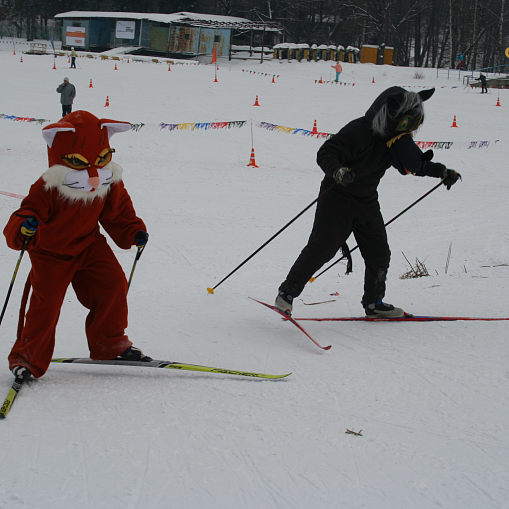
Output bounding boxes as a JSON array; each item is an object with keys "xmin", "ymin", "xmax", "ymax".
[
  {"xmin": 62, "ymin": 104, "xmax": 72, "ymax": 117},
  {"xmin": 280, "ymin": 178, "xmax": 391, "ymax": 304}
]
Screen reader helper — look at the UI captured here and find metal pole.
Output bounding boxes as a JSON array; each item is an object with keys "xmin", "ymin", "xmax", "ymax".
[
  {"xmin": 208, "ymin": 183, "xmax": 336, "ymax": 294},
  {"xmin": 0, "ymin": 237, "xmax": 29, "ymax": 327},
  {"xmin": 127, "ymin": 246, "xmax": 145, "ymax": 294}
]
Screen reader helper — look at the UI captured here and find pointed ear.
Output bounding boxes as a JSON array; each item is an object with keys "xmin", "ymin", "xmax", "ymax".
[
  {"xmin": 418, "ymin": 88, "xmax": 435, "ymax": 102},
  {"xmin": 99, "ymin": 120, "xmax": 131, "ymax": 140},
  {"xmin": 42, "ymin": 123, "xmax": 76, "ymax": 148}
]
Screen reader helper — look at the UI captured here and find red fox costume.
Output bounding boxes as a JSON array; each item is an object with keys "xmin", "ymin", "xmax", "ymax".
[{"xmin": 4, "ymin": 111, "xmax": 148, "ymax": 378}]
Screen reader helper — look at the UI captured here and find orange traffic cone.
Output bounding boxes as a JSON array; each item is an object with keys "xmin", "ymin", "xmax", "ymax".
[
  {"xmin": 496, "ymin": 95, "xmax": 501, "ymax": 106},
  {"xmin": 319, "ymin": 76, "xmax": 323, "ymax": 83},
  {"xmin": 372, "ymin": 77, "xmax": 375, "ymax": 83},
  {"xmin": 272, "ymin": 75, "xmax": 275, "ymax": 83},
  {"xmin": 89, "ymin": 79, "xmax": 94, "ymax": 88},
  {"xmin": 168, "ymin": 64, "xmax": 171, "ymax": 71},
  {"xmin": 247, "ymin": 148, "xmax": 259, "ymax": 168},
  {"xmin": 312, "ymin": 120, "xmax": 318, "ymax": 134},
  {"xmin": 53, "ymin": 60, "xmax": 57, "ymax": 70},
  {"xmin": 450, "ymin": 115, "xmax": 458, "ymax": 127},
  {"xmin": 20, "ymin": 56, "xmax": 23, "ymax": 63},
  {"xmin": 253, "ymin": 95, "xmax": 260, "ymax": 106},
  {"xmin": 104, "ymin": 96, "xmax": 110, "ymax": 107},
  {"xmin": 114, "ymin": 63, "xmax": 118, "ymax": 70}
]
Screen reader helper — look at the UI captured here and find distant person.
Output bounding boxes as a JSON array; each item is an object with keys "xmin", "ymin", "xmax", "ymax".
[
  {"xmin": 70, "ymin": 47, "xmax": 77, "ymax": 68},
  {"xmin": 56, "ymin": 77, "xmax": 76, "ymax": 117},
  {"xmin": 456, "ymin": 53, "xmax": 464, "ymax": 70},
  {"xmin": 331, "ymin": 62, "xmax": 343, "ymax": 82},
  {"xmin": 477, "ymin": 73, "xmax": 488, "ymax": 93}
]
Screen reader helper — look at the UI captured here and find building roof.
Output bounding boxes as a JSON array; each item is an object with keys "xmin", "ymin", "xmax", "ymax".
[{"xmin": 55, "ymin": 11, "xmax": 283, "ymax": 31}]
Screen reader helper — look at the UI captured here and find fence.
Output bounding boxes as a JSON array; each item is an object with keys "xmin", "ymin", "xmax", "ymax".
[{"xmin": 469, "ymin": 64, "xmax": 509, "ymax": 77}]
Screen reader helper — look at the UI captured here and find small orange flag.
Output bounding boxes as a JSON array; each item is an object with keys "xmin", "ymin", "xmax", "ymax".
[{"xmin": 211, "ymin": 43, "xmax": 217, "ymax": 64}]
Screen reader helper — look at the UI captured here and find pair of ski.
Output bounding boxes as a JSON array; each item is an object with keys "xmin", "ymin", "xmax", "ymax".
[
  {"xmin": 249, "ymin": 297, "xmax": 509, "ymax": 351},
  {"xmin": 0, "ymin": 357, "xmax": 291, "ymax": 419},
  {"xmin": 3, "ymin": 299, "xmax": 508, "ymax": 418}
]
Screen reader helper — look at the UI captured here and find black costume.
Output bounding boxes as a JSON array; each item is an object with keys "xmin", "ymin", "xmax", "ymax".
[{"xmin": 278, "ymin": 87, "xmax": 460, "ymax": 313}]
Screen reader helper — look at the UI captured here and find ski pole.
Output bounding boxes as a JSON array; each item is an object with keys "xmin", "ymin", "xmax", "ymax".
[
  {"xmin": 0, "ymin": 236, "xmax": 30, "ymax": 327},
  {"xmin": 309, "ymin": 180, "xmax": 444, "ymax": 282},
  {"xmin": 207, "ymin": 183, "xmax": 336, "ymax": 294},
  {"xmin": 127, "ymin": 245, "xmax": 145, "ymax": 294}
]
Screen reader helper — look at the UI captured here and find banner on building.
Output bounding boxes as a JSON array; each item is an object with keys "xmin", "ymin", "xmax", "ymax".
[
  {"xmin": 66, "ymin": 26, "xmax": 86, "ymax": 47},
  {"xmin": 116, "ymin": 20, "xmax": 136, "ymax": 39}
]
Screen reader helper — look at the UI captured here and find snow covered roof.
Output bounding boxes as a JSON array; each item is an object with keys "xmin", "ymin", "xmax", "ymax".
[
  {"xmin": 273, "ymin": 43, "xmax": 310, "ymax": 49},
  {"xmin": 55, "ymin": 11, "xmax": 250, "ymax": 24},
  {"xmin": 54, "ymin": 11, "xmax": 282, "ymax": 31}
]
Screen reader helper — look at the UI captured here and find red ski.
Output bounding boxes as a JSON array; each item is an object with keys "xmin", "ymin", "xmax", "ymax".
[
  {"xmin": 293, "ymin": 314, "xmax": 509, "ymax": 322},
  {"xmin": 249, "ymin": 297, "xmax": 332, "ymax": 350}
]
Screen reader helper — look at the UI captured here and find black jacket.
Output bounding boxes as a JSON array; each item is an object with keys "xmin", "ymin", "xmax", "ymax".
[
  {"xmin": 478, "ymin": 75, "xmax": 487, "ymax": 85},
  {"xmin": 317, "ymin": 117, "xmax": 445, "ymax": 198}
]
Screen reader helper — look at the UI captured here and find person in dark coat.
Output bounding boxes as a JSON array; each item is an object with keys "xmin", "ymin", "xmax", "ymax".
[
  {"xmin": 275, "ymin": 86, "xmax": 461, "ymax": 318},
  {"xmin": 477, "ymin": 74, "xmax": 488, "ymax": 93},
  {"xmin": 56, "ymin": 77, "xmax": 76, "ymax": 117}
]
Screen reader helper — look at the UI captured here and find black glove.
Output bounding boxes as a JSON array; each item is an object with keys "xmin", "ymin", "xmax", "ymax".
[
  {"xmin": 442, "ymin": 169, "xmax": 462, "ymax": 190},
  {"xmin": 135, "ymin": 231, "xmax": 149, "ymax": 247},
  {"xmin": 21, "ymin": 218, "xmax": 39, "ymax": 237},
  {"xmin": 333, "ymin": 167, "xmax": 355, "ymax": 187}
]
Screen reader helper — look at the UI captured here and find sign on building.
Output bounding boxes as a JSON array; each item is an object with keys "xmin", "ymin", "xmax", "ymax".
[
  {"xmin": 66, "ymin": 26, "xmax": 86, "ymax": 46},
  {"xmin": 116, "ymin": 20, "xmax": 136, "ymax": 39}
]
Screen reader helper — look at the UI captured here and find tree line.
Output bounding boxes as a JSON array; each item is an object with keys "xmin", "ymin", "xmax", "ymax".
[{"xmin": 1, "ymin": 0, "xmax": 507, "ymax": 69}]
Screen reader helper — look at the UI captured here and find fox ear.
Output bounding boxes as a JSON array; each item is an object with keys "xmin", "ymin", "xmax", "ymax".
[
  {"xmin": 99, "ymin": 120, "xmax": 131, "ymax": 140},
  {"xmin": 42, "ymin": 123, "xmax": 76, "ymax": 148}
]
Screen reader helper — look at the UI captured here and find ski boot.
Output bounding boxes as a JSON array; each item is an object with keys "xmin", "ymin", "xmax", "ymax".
[
  {"xmin": 118, "ymin": 346, "xmax": 153, "ymax": 362},
  {"xmin": 363, "ymin": 300, "xmax": 405, "ymax": 318},
  {"xmin": 275, "ymin": 291, "xmax": 295, "ymax": 316},
  {"xmin": 12, "ymin": 366, "xmax": 32, "ymax": 381}
]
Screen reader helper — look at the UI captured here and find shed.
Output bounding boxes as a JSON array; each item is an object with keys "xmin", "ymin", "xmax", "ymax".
[
  {"xmin": 360, "ymin": 44, "xmax": 396, "ymax": 65},
  {"xmin": 360, "ymin": 45, "xmax": 378, "ymax": 64},
  {"xmin": 54, "ymin": 11, "xmax": 283, "ymax": 59}
]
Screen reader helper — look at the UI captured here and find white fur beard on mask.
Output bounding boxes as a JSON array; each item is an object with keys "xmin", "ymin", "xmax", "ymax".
[{"xmin": 42, "ymin": 161, "xmax": 124, "ymax": 204}]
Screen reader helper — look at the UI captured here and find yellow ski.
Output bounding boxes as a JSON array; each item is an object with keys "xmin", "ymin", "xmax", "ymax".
[{"xmin": 51, "ymin": 358, "xmax": 291, "ymax": 380}]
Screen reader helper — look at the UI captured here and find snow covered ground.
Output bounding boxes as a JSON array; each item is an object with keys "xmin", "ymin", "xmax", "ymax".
[{"xmin": 0, "ymin": 43, "xmax": 508, "ymax": 509}]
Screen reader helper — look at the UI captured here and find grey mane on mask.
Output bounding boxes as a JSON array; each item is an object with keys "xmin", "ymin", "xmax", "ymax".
[{"xmin": 370, "ymin": 91, "xmax": 425, "ymax": 138}]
